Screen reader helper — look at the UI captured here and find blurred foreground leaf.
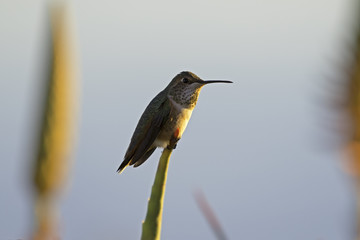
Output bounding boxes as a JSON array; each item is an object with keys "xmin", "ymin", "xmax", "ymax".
[
  {"xmin": 337, "ymin": 3, "xmax": 360, "ymax": 239},
  {"xmin": 32, "ymin": 5, "xmax": 78, "ymax": 240}
]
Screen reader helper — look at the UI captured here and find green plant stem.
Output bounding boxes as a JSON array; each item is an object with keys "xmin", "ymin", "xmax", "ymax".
[{"xmin": 141, "ymin": 148, "xmax": 173, "ymax": 240}]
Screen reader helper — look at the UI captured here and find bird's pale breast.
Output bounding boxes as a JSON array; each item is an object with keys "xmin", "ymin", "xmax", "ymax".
[{"xmin": 153, "ymin": 97, "xmax": 193, "ymax": 148}]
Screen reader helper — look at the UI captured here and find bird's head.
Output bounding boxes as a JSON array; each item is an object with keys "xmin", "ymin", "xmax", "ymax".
[{"xmin": 167, "ymin": 71, "xmax": 232, "ymax": 108}]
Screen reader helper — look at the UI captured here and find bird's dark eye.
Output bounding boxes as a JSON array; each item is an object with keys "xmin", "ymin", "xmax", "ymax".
[{"xmin": 182, "ymin": 78, "xmax": 189, "ymax": 83}]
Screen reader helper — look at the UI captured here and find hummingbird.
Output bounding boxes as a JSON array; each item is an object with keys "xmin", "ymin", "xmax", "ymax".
[{"xmin": 117, "ymin": 71, "xmax": 232, "ymax": 173}]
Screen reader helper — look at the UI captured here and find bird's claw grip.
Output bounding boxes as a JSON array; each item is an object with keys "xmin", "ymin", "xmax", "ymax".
[
  {"xmin": 167, "ymin": 137, "xmax": 179, "ymax": 150},
  {"xmin": 167, "ymin": 128, "xmax": 180, "ymax": 150}
]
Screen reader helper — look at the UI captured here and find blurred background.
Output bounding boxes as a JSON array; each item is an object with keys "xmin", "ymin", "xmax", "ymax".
[{"xmin": 1, "ymin": 0, "xmax": 358, "ymax": 239}]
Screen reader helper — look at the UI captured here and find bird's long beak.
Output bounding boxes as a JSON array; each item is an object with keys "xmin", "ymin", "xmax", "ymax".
[{"xmin": 196, "ymin": 79, "xmax": 233, "ymax": 85}]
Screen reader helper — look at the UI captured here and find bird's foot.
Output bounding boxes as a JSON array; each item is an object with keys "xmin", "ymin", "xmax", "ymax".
[{"xmin": 167, "ymin": 136, "xmax": 180, "ymax": 150}]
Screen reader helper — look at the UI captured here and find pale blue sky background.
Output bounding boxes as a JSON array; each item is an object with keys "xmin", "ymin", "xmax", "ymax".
[{"xmin": 1, "ymin": 0, "xmax": 358, "ymax": 239}]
